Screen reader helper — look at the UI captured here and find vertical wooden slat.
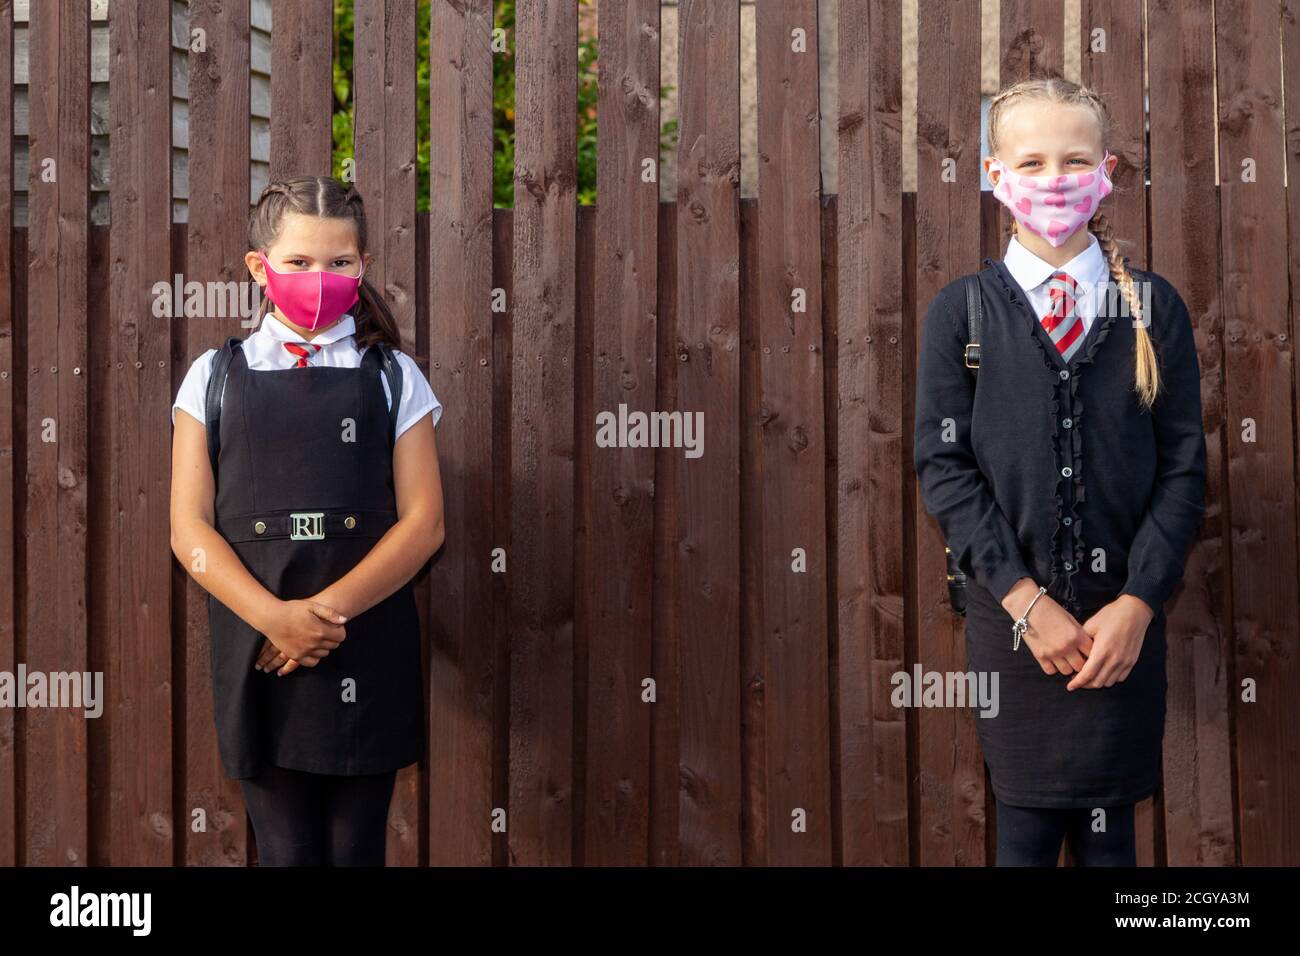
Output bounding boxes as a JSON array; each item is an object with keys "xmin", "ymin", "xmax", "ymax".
[
  {"xmin": 753, "ymin": 0, "xmax": 831, "ymax": 866},
  {"xmin": 913, "ymin": 0, "xmax": 985, "ymax": 867},
  {"xmin": 354, "ymin": 0, "xmax": 417, "ymax": 351},
  {"xmin": 24, "ymin": 0, "xmax": 89, "ymax": 866},
  {"xmin": 184, "ymin": 0, "xmax": 250, "ymax": 866},
  {"xmin": 1079, "ymin": 0, "xmax": 1159, "ymax": 867},
  {"xmin": 864, "ymin": 0, "xmax": 905, "ymax": 868},
  {"xmin": 836, "ymin": 0, "xmax": 908, "ymax": 867},
  {"xmin": 1147, "ymin": 0, "xmax": 1234, "ymax": 867},
  {"xmin": 490, "ymin": 206, "xmax": 513, "ymax": 867},
  {"xmin": 1000, "ymin": 0, "xmax": 1064, "ymax": 82},
  {"xmin": 268, "ymin": 0, "xmax": 332, "ymax": 178},
  {"xmin": 508, "ymin": 0, "xmax": 577, "ymax": 866},
  {"xmin": 426, "ymin": 0, "xmax": 494, "ymax": 868},
  {"xmin": 1216, "ymin": 0, "xmax": 1300, "ymax": 866},
  {"xmin": 352, "ymin": 0, "xmax": 420, "ymax": 868},
  {"xmin": 0, "ymin": 0, "xmax": 16, "ymax": 869},
  {"xmin": 1284, "ymin": 0, "xmax": 1300, "ymax": 861},
  {"xmin": 1079, "ymin": 0, "xmax": 1146, "ymax": 269},
  {"xmin": 585, "ymin": 0, "xmax": 659, "ymax": 866},
  {"xmin": 671, "ymin": 0, "xmax": 742, "ymax": 865},
  {"xmin": 106, "ymin": 0, "xmax": 174, "ymax": 867},
  {"xmin": 650, "ymin": 200, "xmax": 680, "ymax": 865},
  {"xmin": 997, "ymin": 1, "xmax": 1065, "ymax": 253}
]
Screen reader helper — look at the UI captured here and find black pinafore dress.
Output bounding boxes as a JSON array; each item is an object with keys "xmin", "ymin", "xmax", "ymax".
[{"xmin": 208, "ymin": 342, "xmax": 425, "ymax": 779}]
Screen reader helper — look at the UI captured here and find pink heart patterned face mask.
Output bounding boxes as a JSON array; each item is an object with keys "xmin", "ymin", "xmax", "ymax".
[
  {"xmin": 987, "ymin": 151, "xmax": 1114, "ymax": 247},
  {"xmin": 257, "ymin": 250, "xmax": 366, "ymax": 332}
]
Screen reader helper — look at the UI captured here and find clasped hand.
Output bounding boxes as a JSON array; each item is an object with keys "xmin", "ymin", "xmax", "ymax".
[
  {"xmin": 254, "ymin": 598, "xmax": 348, "ymax": 676},
  {"xmin": 1005, "ymin": 590, "xmax": 1154, "ymax": 690}
]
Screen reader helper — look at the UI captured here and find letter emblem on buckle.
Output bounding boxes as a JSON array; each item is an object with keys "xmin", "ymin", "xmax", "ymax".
[{"xmin": 289, "ymin": 512, "xmax": 326, "ymax": 540}]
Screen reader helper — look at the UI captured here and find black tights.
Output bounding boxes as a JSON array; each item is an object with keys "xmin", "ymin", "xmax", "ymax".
[
  {"xmin": 239, "ymin": 762, "xmax": 397, "ymax": 866},
  {"xmin": 995, "ymin": 798, "xmax": 1137, "ymax": 867}
]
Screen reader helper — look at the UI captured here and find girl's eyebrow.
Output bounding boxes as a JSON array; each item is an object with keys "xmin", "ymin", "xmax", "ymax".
[{"xmin": 278, "ymin": 251, "xmax": 359, "ymax": 259}]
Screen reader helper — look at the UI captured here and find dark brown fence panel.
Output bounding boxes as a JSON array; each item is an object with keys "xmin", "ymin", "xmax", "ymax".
[
  {"xmin": 508, "ymin": 0, "xmax": 577, "ymax": 866},
  {"xmin": 426, "ymin": 0, "xmax": 496, "ymax": 869},
  {"xmin": 670, "ymin": 0, "xmax": 742, "ymax": 865},
  {"xmin": 835, "ymin": 0, "xmax": 906, "ymax": 867},
  {"xmin": 269, "ymin": 0, "xmax": 332, "ymax": 178},
  {"xmin": 1147, "ymin": 0, "xmax": 1234, "ymax": 867},
  {"xmin": 24, "ymin": 0, "xmax": 90, "ymax": 866},
  {"xmin": 913, "ymin": 0, "xmax": 985, "ymax": 867},
  {"xmin": 1216, "ymin": 0, "xmax": 1300, "ymax": 867},
  {"xmin": 584, "ymin": 0, "xmax": 660, "ymax": 866},
  {"xmin": 184, "ymin": 0, "xmax": 251, "ymax": 866},
  {"xmin": 352, "ymin": 0, "xmax": 421, "ymax": 869},
  {"xmin": 0, "ymin": 0, "xmax": 15, "ymax": 871},
  {"xmin": 105, "ymin": 0, "xmax": 174, "ymax": 867},
  {"xmin": 751, "ymin": 0, "xmax": 831, "ymax": 866}
]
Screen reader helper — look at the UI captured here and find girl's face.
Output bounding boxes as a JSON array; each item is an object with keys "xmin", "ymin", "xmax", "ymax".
[
  {"xmin": 984, "ymin": 100, "xmax": 1117, "ymax": 186},
  {"xmin": 246, "ymin": 211, "xmax": 372, "ymax": 338}
]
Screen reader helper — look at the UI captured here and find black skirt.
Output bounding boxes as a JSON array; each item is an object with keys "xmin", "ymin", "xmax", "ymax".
[{"xmin": 963, "ymin": 579, "xmax": 1167, "ymax": 808}]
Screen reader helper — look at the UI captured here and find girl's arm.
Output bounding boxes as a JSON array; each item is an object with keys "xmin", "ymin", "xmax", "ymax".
[
  {"xmin": 913, "ymin": 281, "xmax": 1036, "ymax": 605},
  {"xmin": 170, "ymin": 409, "xmax": 284, "ymax": 631},
  {"xmin": 170, "ymin": 409, "xmax": 347, "ymax": 660},
  {"xmin": 1117, "ymin": 282, "xmax": 1209, "ymax": 614},
  {"xmin": 307, "ymin": 411, "xmax": 445, "ymax": 621}
]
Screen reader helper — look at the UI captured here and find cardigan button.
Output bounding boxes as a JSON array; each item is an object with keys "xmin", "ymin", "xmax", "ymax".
[
  {"xmin": 1063, "ymin": 516, "xmax": 1073, "ymax": 526},
  {"xmin": 254, "ymin": 520, "xmax": 267, "ymax": 535},
  {"xmin": 1064, "ymin": 561, "xmax": 1074, "ymax": 571},
  {"xmin": 1059, "ymin": 369, "xmax": 1070, "ymax": 380},
  {"xmin": 1062, "ymin": 417, "xmax": 1073, "ymax": 428},
  {"xmin": 1061, "ymin": 466, "xmax": 1073, "ymax": 478}
]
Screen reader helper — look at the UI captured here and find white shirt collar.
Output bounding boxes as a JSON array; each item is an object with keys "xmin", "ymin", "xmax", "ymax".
[
  {"xmin": 259, "ymin": 312, "xmax": 357, "ymax": 346},
  {"xmin": 1003, "ymin": 233, "xmax": 1108, "ymax": 295}
]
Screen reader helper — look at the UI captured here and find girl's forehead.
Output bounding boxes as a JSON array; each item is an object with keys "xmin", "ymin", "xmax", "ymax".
[
  {"xmin": 997, "ymin": 100, "xmax": 1103, "ymax": 154},
  {"xmin": 268, "ymin": 211, "xmax": 360, "ymax": 251}
]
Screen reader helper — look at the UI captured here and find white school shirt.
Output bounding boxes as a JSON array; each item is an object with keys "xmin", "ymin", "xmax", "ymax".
[
  {"xmin": 171, "ymin": 312, "xmax": 443, "ymax": 441},
  {"xmin": 1002, "ymin": 232, "xmax": 1110, "ymax": 336}
]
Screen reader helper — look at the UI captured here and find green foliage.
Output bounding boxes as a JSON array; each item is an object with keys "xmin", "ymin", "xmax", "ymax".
[{"xmin": 331, "ymin": 0, "xmax": 680, "ymax": 210}]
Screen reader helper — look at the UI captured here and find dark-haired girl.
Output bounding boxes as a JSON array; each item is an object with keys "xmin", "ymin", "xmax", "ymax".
[{"xmin": 170, "ymin": 177, "xmax": 444, "ymax": 866}]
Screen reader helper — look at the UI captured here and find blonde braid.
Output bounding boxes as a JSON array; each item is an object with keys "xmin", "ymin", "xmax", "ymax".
[{"xmin": 1089, "ymin": 211, "xmax": 1160, "ymax": 409}]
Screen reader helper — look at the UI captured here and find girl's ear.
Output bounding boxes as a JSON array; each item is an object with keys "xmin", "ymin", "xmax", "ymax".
[
  {"xmin": 244, "ymin": 250, "xmax": 266, "ymax": 286},
  {"xmin": 984, "ymin": 157, "xmax": 1001, "ymax": 188}
]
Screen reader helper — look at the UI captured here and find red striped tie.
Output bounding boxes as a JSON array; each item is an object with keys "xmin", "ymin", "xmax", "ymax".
[
  {"xmin": 1043, "ymin": 271, "xmax": 1084, "ymax": 361},
  {"xmin": 283, "ymin": 342, "xmax": 321, "ymax": 368}
]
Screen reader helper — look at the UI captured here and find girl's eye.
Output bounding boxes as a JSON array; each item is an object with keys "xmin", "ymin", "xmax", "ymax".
[{"xmin": 333, "ymin": 259, "xmax": 353, "ymax": 269}]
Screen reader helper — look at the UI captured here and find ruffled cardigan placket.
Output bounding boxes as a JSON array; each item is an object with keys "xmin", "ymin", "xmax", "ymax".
[{"xmin": 982, "ymin": 256, "xmax": 1121, "ymax": 618}]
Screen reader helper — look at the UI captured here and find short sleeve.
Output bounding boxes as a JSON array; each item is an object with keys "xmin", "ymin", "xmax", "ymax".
[
  {"xmin": 384, "ymin": 350, "xmax": 442, "ymax": 441},
  {"xmin": 172, "ymin": 349, "xmax": 216, "ymax": 427}
]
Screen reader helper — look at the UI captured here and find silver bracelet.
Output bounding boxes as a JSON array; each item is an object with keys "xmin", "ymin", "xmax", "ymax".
[{"xmin": 1011, "ymin": 586, "xmax": 1047, "ymax": 651}]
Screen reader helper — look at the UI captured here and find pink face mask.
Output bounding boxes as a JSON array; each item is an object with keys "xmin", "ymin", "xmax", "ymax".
[
  {"xmin": 987, "ymin": 151, "xmax": 1114, "ymax": 247},
  {"xmin": 257, "ymin": 250, "xmax": 366, "ymax": 332}
]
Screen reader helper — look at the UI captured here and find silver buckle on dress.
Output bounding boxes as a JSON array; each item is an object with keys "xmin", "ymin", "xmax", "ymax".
[{"xmin": 289, "ymin": 512, "xmax": 326, "ymax": 540}]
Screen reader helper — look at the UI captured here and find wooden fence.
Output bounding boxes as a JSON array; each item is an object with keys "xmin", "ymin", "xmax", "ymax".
[{"xmin": 1, "ymin": 0, "xmax": 1297, "ymax": 867}]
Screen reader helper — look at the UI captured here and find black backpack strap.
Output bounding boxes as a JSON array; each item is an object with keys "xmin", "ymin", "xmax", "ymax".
[
  {"xmin": 963, "ymin": 274, "xmax": 982, "ymax": 371},
  {"xmin": 204, "ymin": 336, "xmax": 243, "ymax": 480},
  {"xmin": 364, "ymin": 343, "xmax": 404, "ymax": 447}
]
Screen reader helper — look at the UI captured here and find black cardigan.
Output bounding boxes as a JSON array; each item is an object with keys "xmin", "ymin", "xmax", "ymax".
[{"xmin": 913, "ymin": 258, "xmax": 1208, "ymax": 617}]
